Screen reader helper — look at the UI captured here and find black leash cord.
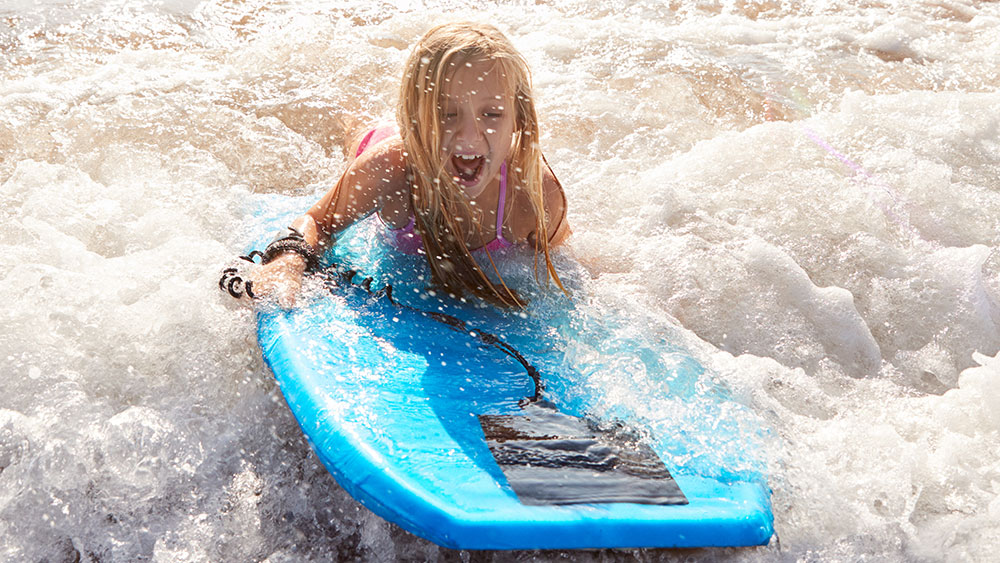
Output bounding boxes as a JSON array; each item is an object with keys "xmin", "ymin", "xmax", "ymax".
[
  {"xmin": 219, "ymin": 251, "xmax": 546, "ymax": 405},
  {"xmin": 316, "ymin": 266, "xmax": 545, "ymax": 406}
]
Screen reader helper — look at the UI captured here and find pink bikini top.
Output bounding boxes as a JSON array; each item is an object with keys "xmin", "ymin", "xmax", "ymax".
[
  {"xmin": 385, "ymin": 161, "xmax": 513, "ymax": 255},
  {"xmin": 355, "ymin": 126, "xmax": 514, "ymax": 255}
]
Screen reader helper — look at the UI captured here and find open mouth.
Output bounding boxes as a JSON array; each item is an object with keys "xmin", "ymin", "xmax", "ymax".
[{"xmin": 450, "ymin": 154, "xmax": 485, "ymax": 186}]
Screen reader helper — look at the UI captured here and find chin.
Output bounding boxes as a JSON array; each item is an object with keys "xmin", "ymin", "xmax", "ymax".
[{"xmin": 458, "ymin": 181, "xmax": 488, "ymax": 199}]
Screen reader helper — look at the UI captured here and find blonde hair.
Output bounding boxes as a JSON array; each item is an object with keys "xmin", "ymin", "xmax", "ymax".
[{"xmin": 397, "ymin": 22, "xmax": 564, "ymax": 307}]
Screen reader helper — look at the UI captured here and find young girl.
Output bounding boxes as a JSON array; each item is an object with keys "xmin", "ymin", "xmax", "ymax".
[{"xmin": 252, "ymin": 22, "xmax": 570, "ymax": 308}]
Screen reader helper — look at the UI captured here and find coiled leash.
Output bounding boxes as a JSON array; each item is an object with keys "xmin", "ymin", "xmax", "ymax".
[
  {"xmin": 219, "ymin": 226, "xmax": 320, "ymax": 300},
  {"xmin": 219, "ymin": 226, "xmax": 545, "ymax": 405}
]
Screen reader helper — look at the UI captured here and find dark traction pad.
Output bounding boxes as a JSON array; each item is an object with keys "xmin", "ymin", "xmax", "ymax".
[{"xmin": 480, "ymin": 405, "xmax": 688, "ymax": 506}]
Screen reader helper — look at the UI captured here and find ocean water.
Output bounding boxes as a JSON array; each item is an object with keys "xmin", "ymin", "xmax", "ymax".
[{"xmin": 2, "ymin": 1, "xmax": 999, "ymax": 561}]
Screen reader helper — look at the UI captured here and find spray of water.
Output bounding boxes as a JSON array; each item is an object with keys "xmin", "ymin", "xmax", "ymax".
[{"xmin": 3, "ymin": 1, "xmax": 1000, "ymax": 561}]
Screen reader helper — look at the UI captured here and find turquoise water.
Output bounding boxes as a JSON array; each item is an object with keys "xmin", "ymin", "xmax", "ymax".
[{"xmin": 3, "ymin": 1, "xmax": 1000, "ymax": 561}]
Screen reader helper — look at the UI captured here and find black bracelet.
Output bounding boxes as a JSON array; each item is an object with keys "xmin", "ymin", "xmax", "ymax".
[{"xmin": 262, "ymin": 226, "xmax": 320, "ymax": 270}]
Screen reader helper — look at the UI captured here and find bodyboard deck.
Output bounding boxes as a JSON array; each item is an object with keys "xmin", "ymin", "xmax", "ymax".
[
  {"xmin": 257, "ymin": 271, "xmax": 773, "ymax": 549},
  {"xmin": 250, "ymin": 203, "xmax": 773, "ymax": 549}
]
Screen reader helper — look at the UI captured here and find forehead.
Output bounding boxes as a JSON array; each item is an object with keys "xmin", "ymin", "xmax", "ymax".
[{"xmin": 442, "ymin": 58, "xmax": 511, "ymax": 103}]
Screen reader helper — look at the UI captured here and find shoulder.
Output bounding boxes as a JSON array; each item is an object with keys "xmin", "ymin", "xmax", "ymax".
[
  {"xmin": 516, "ymin": 156, "xmax": 570, "ymax": 247},
  {"xmin": 348, "ymin": 134, "xmax": 407, "ymax": 182},
  {"xmin": 349, "ymin": 136, "xmax": 412, "ymax": 225},
  {"xmin": 541, "ymin": 162, "xmax": 565, "ymax": 216},
  {"xmin": 541, "ymin": 158, "xmax": 570, "ymax": 245}
]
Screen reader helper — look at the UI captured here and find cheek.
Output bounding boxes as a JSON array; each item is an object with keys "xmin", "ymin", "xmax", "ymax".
[
  {"xmin": 439, "ymin": 130, "xmax": 455, "ymax": 153},
  {"xmin": 488, "ymin": 119, "xmax": 515, "ymax": 147}
]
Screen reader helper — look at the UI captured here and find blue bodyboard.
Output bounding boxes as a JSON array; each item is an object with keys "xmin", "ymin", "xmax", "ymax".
[{"xmin": 251, "ymin": 198, "xmax": 774, "ymax": 550}]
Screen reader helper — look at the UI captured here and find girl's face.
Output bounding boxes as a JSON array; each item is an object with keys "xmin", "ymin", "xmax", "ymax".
[{"xmin": 439, "ymin": 59, "xmax": 516, "ymax": 199}]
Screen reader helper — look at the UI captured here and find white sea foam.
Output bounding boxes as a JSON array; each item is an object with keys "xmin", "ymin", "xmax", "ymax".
[{"xmin": 2, "ymin": 0, "xmax": 999, "ymax": 560}]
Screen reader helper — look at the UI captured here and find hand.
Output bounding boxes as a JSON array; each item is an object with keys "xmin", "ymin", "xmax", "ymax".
[{"xmin": 250, "ymin": 252, "xmax": 307, "ymax": 308}]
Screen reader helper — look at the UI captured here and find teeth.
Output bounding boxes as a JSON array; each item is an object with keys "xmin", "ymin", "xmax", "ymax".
[{"xmin": 458, "ymin": 154, "xmax": 479, "ymax": 160}]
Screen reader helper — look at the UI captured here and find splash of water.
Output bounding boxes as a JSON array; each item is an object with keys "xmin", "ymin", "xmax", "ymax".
[{"xmin": 2, "ymin": 1, "xmax": 1000, "ymax": 561}]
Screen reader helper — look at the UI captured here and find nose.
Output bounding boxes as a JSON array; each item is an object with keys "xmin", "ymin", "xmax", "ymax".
[{"xmin": 453, "ymin": 109, "xmax": 484, "ymax": 153}]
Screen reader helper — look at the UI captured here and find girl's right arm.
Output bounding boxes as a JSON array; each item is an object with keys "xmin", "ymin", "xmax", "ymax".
[{"xmin": 251, "ymin": 139, "xmax": 407, "ymax": 307}]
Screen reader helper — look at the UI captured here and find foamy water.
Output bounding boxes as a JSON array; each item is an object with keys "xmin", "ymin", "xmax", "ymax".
[{"xmin": 3, "ymin": 1, "xmax": 999, "ymax": 560}]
